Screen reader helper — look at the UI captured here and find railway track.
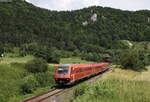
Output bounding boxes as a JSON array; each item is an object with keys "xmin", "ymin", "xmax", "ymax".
[
  {"xmin": 22, "ymin": 88, "xmax": 64, "ymax": 102},
  {"xmin": 22, "ymin": 68, "xmax": 112, "ymax": 102}
]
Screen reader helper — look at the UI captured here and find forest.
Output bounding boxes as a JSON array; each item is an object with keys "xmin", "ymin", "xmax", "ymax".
[
  {"xmin": 0, "ymin": 1, "xmax": 150, "ymax": 49},
  {"xmin": 1, "ymin": 0, "xmax": 150, "ymax": 68}
]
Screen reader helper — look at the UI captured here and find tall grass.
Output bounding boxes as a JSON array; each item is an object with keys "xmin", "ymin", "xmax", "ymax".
[
  {"xmin": 71, "ymin": 68, "xmax": 150, "ymax": 102},
  {"xmin": 0, "ymin": 55, "xmax": 34, "ymax": 64},
  {"xmin": 72, "ymin": 78, "xmax": 150, "ymax": 102},
  {"xmin": 0, "ymin": 61, "xmax": 56, "ymax": 102},
  {"xmin": 0, "ymin": 63, "xmax": 26, "ymax": 102}
]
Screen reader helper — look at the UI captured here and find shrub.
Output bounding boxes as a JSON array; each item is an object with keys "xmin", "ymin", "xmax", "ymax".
[
  {"xmin": 138, "ymin": 50, "xmax": 150, "ymax": 66},
  {"xmin": 73, "ymin": 49, "xmax": 81, "ymax": 56},
  {"xmin": 19, "ymin": 43, "xmax": 39, "ymax": 56},
  {"xmin": 73, "ymin": 84, "xmax": 88, "ymax": 98},
  {"xmin": 111, "ymin": 40, "xmax": 131, "ymax": 49},
  {"xmin": 81, "ymin": 52, "xmax": 106, "ymax": 62},
  {"xmin": 119, "ymin": 49, "xmax": 146, "ymax": 71},
  {"xmin": 49, "ymin": 57, "xmax": 60, "ymax": 64},
  {"xmin": 25, "ymin": 58, "xmax": 48, "ymax": 73},
  {"xmin": 0, "ymin": 95, "xmax": 6, "ymax": 102},
  {"xmin": 32, "ymin": 46, "xmax": 60, "ymax": 64},
  {"xmin": 20, "ymin": 75, "xmax": 38, "ymax": 94},
  {"xmin": 34, "ymin": 72, "xmax": 55, "ymax": 87},
  {"xmin": 19, "ymin": 43, "xmax": 60, "ymax": 63}
]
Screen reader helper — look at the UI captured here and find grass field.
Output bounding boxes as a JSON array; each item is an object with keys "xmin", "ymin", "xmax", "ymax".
[
  {"xmin": 0, "ymin": 56, "xmax": 91, "ymax": 65},
  {"xmin": 71, "ymin": 67, "xmax": 150, "ymax": 102},
  {"xmin": 60, "ymin": 57, "xmax": 93, "ymax": 64},
  {"xmin": 0, "ymin": 55, "xmax": 34, "ymax": 64}
]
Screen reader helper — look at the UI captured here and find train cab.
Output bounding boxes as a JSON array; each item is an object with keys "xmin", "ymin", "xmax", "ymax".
[{"xmin": 54, "ymin": 64, "xmax": 71, "ymax": 85}]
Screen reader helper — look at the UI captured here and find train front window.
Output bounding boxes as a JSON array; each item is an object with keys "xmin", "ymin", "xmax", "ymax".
[{"xmin": 58, "ymin": 65, "xmax": 69, "ymax": 75}]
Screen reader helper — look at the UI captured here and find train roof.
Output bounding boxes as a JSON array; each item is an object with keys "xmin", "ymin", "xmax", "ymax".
[{"xmin": 58, "ymin": 63, "xmax": 109, "ymax": 67}]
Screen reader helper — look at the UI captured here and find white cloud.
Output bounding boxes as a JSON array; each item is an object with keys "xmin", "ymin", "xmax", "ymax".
[
  {"xmin": 26, "ymin": 0, "xmax": 150, "ymax": 11},
  {"xmin": 99, "ymin": 0, "xmax": 150, "ymax": 11}
]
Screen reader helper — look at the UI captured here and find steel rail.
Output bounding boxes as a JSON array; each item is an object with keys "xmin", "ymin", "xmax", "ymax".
[{"xmin": 22, "ymin": 88, "xmax": 64, "ymax": 102}]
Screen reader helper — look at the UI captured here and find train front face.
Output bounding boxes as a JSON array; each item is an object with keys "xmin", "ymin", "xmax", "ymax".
[{"xmin": 54, "ymin": 64, "xmax": 71, "ymax": 85}]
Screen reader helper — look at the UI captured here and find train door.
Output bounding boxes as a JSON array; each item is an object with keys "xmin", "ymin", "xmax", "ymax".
[
  {"xmin": 70, "ymin": 67, "xmax": 75, "ymax": 81},
  {"xmin": 74, "ymin": 66, "xmax": 81, "ymax": 80}
]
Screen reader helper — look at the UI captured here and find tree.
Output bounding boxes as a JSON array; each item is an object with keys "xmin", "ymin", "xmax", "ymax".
[{"xmin": 25, "ymin": 58, "xmax": 48, "ymax": 73}]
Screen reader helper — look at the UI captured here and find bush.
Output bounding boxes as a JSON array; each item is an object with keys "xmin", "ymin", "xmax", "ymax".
[
  {"xmin": 81, "ymin": 52, "xmax": 106, "ymax": 62},
  {"xmin": 73, "ymin": 84, "xmax": 88, "ymax": 98},
  {"xmin": 111, "ymin": 40, "xmax": 131, "ymax": 49},
  {"xmin": 31, "ymin": 46, "xmax": 60, "ymax": 63},
  {"xmin": 34, "ymin": 72, "xmax": 55, "ymax": 87},
  {"xmin": 119, "ymin": 49, "xmax": 146, "ymax": 71},
  {"xmin": 19, "ymin": 43, "xmax": 60, "ymax": 63},
  {"xmin": 138, "ymin": 50, "xmax": 150, "ymax": 66},
  {"xmin": 0, "ymin": 95, "xmax": 6, "ymax": 102},
  {"xmin": 20, "ymin": 75, "xmax": 38, "ymax": 94},
  {"xmin": 49, "ymin": 57, "xmax": 60, "ymax": 64},
  {"xmin": 19, "ymin": 43, "xmax": 39, "ymax": 56},
  {"xmin": 25, "ymin": 58, "xmax": 48, "ymax": 73}
]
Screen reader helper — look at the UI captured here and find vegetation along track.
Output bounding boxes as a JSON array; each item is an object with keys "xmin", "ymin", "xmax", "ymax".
[{"xmin": 22, "ymin": 68, "xmax": 112, "ymax": 102}]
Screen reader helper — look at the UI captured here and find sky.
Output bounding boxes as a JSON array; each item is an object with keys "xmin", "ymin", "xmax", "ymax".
[{"xmin": 26, "ymin": 0, "xmax": 150, "ymax": 11}]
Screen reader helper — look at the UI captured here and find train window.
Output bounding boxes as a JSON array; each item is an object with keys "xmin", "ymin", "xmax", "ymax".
[
  {"xmin": 58, "ymin": 65, "xmax": 69, "ymax": 75},
  {"xmin": 71, "ymin": 67, "xmax": 74, "ymax": 73},
  {"xmin": 75, "ymin": 68, "xmax": 82, "ymax": 73},
  {"xmin": 96, "ymin": 66, "xmax": 101, "ymax": 68}
]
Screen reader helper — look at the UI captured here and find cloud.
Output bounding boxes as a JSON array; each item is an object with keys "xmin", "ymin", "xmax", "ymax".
[
  {"xmin": 99, "ymin": 0, "xmax": 150, "ymax": 11},
  {"xmin": 26, "ymin": 0, "xmax": 150, "ymax": 11}
]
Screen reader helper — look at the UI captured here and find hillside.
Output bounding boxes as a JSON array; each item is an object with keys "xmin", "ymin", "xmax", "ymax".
[{"xmin": 0, "ymin": 1, "xmax": 150, "ymax": 52}]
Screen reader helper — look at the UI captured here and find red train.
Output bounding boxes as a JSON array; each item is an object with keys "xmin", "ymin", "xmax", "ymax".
[{"xmin": 54, "ymin": 62, "xmax": 110, "ymax": 85}]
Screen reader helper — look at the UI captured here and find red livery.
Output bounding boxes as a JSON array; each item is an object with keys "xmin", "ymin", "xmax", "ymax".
[{"xmin": 54, "ymin": 63, "xmax": 110, "ymax": 85}]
